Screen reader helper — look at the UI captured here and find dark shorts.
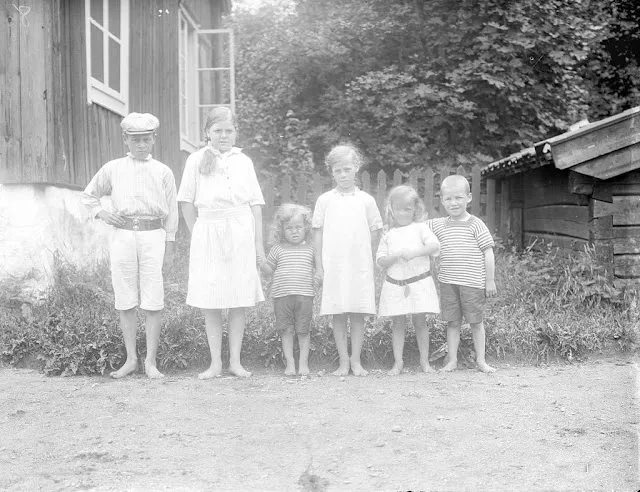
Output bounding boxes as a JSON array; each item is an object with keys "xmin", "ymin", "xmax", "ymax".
[
  {"xmin": 439, "ymin": 283, "xmax": 486, "ymax": 324},
  {"xmin": 273, "ymin": 295, "xmax": 314, "ymax": 334}
]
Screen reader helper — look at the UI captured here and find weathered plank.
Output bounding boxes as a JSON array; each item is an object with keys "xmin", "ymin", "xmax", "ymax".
[
  {"xmin": 615, "ymin": 264, "xmax": 640, "ymax": 278},
  {"xmin": 486, "ymin": 179, "xmax": 496, "ymax": 232},
  {"xmin": 471, "ymin": 165, "xmax": 481, "ymax": 216},
  {"xmin": 264, "ymin": 175, "xmax": 274, "ymax": 218},
  {"xmin": 499, "ymin": 180, "xmax": 510, "ymax": 238},
  {"xmin": 524, "ymin": 205, "xmax": 589, "ymax": 223},
  {"xmin": 614, "ymin": 238, "xmax": 640, "ymax": 255},
  {"xmin": 615, "ymin": 226, "xmax": 640, "ymax": 239},
  {"xmin": 569, "ymin": 144, "xmax": 640, "ymax": 181},
  {"xmin": 510, "ymin": 207, "xmax": 523, "ymax": 250},
  {"xmin": 424, "ymin": 167, "xmax": 436, "ymax": 219},
  {"xmin": 393, "ymin": 169, "xmax": 402, "ymax": 187},
  {"xmin": 0, "ymin": 2, "xmax": 23, "ymax": 182},
  {"xmin": 523, "ymin": 167, "xmax": 588, "ymax": 208},
  {"xmin": 361, "ymin": 170, "xmax": 370, "ymax": 194},
  {"xmin": 590, "ymin": 215, "xmax": 614, "ymax": 240},
  {"xmin": 408, "ymin": 168, "xmax": 418, "ymax": 192},
  {"xmin": 568, "ymin": 171, "xmax": 594, "ymax": 195},
  {"xmin": 376, "ymin": 170, "xmax": 387, "ymax": 210},
  {"xmin": 524, "ymin": 218, "xmax": 590, "ymax": 240}
]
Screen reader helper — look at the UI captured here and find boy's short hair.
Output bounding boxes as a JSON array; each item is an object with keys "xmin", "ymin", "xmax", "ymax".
[
  {"xmin": 121, "ymin": 113, "xmax": 159, "ymax": 135},
  {"xmin": 441, "ymin": 174, "xmax": 470, "ymax": 194}
]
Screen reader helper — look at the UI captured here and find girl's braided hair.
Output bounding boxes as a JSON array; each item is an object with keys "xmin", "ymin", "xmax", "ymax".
[
  {"xmin": 324, "ymin": 143, "xmax": 365, "ymax": 171},
  {"xmin": 268, "ymin": 203, "xmax": 313, "ymax": 247},
  {"xmin": 199, "ymin": 107, "xmax": 237, "ymax": 175}
]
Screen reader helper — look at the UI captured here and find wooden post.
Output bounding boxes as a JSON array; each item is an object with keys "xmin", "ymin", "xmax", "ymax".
[
  {"xmin": 510, "ymin": 207, "xmax": 523, "ymax": 250},
  {"xmin": 424, "ymin": 167, "xmax": 436, "ymax": 219},
  {"xmin": 361, "ymin": 170, "xmax": 370, "ymax": 194},
  {"xmin": 486, "ymin": 179, "xmax": 497, "ymax": 233},
  {"xmin": 589, "ymin": 198, "xmax": 614, "ymax": 280},
  {"xmin": 377, "ymin": 170, "xmax": 387, "ymax": 211},
  {"xmin": 281, "ymin": 174, "xmax": 291, "ymax": 204},
  {"xmin": 499, "ymin": 180, "xmax": 510, "ymax": 238},
  {"xmin": 409, "ymin": 168, "xmax": 418, "ymax": 191},
  {"xmin": 471, "ymin": 165, "xmax": 481, "ymax": 217},
  {"xmin": 297, "ymin": 176, "xmax": 308, "ymax": 206},
  {"xmin": 393, "ymin": 169, "xmax": 402, "ymax": 187}
]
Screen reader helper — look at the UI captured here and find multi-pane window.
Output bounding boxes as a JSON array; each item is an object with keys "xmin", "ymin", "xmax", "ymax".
[
  {"xmin": 85, "ymin": 0, "xmax": 129, "ymax": 116},
  {"xmin": 179, "ymin": 6, "xmax": 234, "ymax": 152}
]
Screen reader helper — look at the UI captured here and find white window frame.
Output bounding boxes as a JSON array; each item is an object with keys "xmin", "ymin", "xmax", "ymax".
[
  {"xmin": 85, "ymin": 0, "xmax": 130, "ymax": 116},
  {"xmin": 179, "ymin": 5, "xmax": 235, "ymax": 152}
]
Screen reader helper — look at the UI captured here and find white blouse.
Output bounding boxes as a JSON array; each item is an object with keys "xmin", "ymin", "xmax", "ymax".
[{"xmin": 177, "ymin": 146, "xmax": 265, "ymax": 209}]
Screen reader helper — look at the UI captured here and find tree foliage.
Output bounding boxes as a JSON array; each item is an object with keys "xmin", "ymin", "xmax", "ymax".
[{"xmin": 229, "ymin": 0, "xmax": 638, "ymax": 177}]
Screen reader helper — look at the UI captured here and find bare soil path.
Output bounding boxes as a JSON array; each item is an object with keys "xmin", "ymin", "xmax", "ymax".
[{"xmin": 1, "ymin": 356, "xmax": 638, "ymax": 491}]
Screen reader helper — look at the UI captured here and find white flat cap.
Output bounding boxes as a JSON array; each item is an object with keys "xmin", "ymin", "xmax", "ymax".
[{"xmin": 120, "ymin": 112, "xmax": 160, "ymax": 134}]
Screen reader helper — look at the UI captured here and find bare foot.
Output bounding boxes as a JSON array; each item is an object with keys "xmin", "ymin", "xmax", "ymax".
[
  {"xmin": 284, "ymin": 363, "xmax": 296, "ymax": 376},
  {"xmin": 387, "ymin": 362, "xmax": 403, "ymax": 376},
  {"xmin": 350, "ymin": 360, "xmax": 369, "ymax": 377},
  {"xmin": 477, "ymin": 361, "xmax": 497, "ymax": 373},
  {"xmin": 144, "ymin": 362, "xmax": 165, "ymax": 379},
  {"xmin": 332, "ymin": 363, "xmax": 350, "ymax": 376},
  {"xmin": 440, "ymin": 360, "xmax": 457, "ymax": 372},
  {"xmin": 110, "ymin": 360, "xmax": 137, "ymax": 379},
  {"xmin": 229, "ymin": 364, "xmax": 252, "ymax": 378},
  {"xmin": 298, "ymin": 365, "xmax": 310, "ymax": 376},
  {"xmin": 198, "ymin": 365, "xmax": 222, "ymax": 380},
  {"xmin": 420, "ymin": 359, "xmax": 436, "ymax": 373}
]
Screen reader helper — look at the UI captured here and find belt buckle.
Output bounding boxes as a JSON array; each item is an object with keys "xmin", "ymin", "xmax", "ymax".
[{"xmin": 132, "ymin": 217, "xmax": 140, "ymax": 231}]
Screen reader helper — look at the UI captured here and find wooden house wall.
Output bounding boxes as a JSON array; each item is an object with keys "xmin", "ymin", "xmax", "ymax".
[
  {"xmin": 1, "ymin": 0, "xmax": 204, "ymax": 188},
  {"xmin": 520, "ymin": 167, "xmax": 590, "ymax": 251}
]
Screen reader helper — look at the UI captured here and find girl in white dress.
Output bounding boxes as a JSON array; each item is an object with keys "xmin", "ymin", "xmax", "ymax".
[
  {"xmin": 177, "ymin": 108, "xmax": 266, "ymax": 380},
  {"xmin": 312, "ymin": 144, "xmax": 383, "ymax": 376},
  {"xmin": 376, "ymin": 185, "xmax": 440, "ymax": 375}
]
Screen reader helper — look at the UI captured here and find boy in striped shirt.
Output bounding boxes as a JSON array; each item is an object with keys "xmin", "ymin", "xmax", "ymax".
[
  {"xmin": 261, "ymin": 204, "xmax": 317, "ymax": 376},
  {"xmin": 428, "ymin": 175, "xmax": 497, "ymax": 373}
]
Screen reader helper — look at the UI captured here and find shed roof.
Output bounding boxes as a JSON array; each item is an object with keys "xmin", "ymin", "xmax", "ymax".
[{"xmin": 482, "ymin": 106, "xmax": 640, "ymax": 180}]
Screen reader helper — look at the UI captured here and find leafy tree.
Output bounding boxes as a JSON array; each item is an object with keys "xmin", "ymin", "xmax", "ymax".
[{"xmin": 229, "ymin": 0, "xmax": 624, "ymax": 178}]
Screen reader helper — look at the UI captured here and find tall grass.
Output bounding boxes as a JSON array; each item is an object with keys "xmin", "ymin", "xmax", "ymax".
[{"xmin": 1, "ymin": 233, "xmax": 637, "ymax": 376}]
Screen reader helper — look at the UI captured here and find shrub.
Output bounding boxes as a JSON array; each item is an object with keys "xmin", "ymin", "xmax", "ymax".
[{"xmin": 1, "ymin": 234, "xmax": 638, "ymax": 376}]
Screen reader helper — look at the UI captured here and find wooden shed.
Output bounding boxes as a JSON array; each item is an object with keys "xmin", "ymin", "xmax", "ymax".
[
  {"xmin": 0, "ymin": 0, "xmax": 233, "ymax": 186},
  {"xmin": 482, "ymin": 106, "xmax": 640, "ymax": 287}
]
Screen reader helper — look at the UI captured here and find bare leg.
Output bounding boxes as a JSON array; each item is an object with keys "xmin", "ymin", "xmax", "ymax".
[
  {"xmin": 332, "ymin": 314, "xmax": 350, "ymax": 376},
  {"xmin": 413, "ymin": 313, "xmax": 435, "ymax": 373},
  {"xmin": 111, "ymin": 308, "xmax": 138, "ymax": 379},
  {"xmin": 297, "ymin": 332, "xmax": 310, "ymax": 376},
  {"xmin": 199, "ymin": 309, "xmax": 223, "ymax": 379},
  {"xmin": 349, "ymin": 314, "xmax": 368, "ymax": 377},
  {"xmin": 471, "ymin": 321, "xmax": 496, "ymax": 373},
  {"xmin": 387, "ymin": 316, "xmax": 405, "ymax": 376},
  {"xmin": 143, "ymin": 309, "xmax": 164, "ymax": 378},
  {"xmin": 441, "ymin": 320, "xmax": 461, "ymax": 372},
  {"xmin": 282, "ymin": 331, "xmax": 296, "ymax": 375},
  {"xmin": 228, "ymin": 307, "xmax": 251, "ymax": 377}
]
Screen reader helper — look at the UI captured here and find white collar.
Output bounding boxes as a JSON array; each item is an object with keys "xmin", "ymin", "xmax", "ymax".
[{"xmin": 127, "ymin": 152, "xmax": 152, "ymax": 161}]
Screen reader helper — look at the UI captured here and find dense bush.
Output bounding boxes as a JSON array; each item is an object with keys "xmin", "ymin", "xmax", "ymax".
[{"xmin": 1, "ymin": 234, "xmax": 638, "ymax": 376}]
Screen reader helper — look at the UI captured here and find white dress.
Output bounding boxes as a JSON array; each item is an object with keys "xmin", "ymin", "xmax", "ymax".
[
  {"xmin": 177, "ymin": 146, "xmax": 265, "ymax": 309},
  {"xmin": 376, "ymin": 222, "xmax": 440, "ymax": 316},
  {"xmin": 312, "ymin": 189, "xmax": 383, "ymax": 315}
]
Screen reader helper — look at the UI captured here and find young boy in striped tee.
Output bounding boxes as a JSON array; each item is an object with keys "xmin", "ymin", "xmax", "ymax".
[
  {"xmin": 261, "ymin": 204, "xmax": 317, "ymax": 376},
  {"xmin": 428, "ymin": 175, "xmax": 497, "ymax": 373}
]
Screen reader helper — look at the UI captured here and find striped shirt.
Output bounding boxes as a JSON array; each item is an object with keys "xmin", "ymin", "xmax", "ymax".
[
  {"xmin": 81, "ymin": 153, "xmax": 179, "ymax": 241},
  {"xmin": 427, "ymin": 216, "xmax": 494, "ymax": 289},
  {"xmin": 266, "ymin": 242, "xmax": 315, "ymax": 298}
]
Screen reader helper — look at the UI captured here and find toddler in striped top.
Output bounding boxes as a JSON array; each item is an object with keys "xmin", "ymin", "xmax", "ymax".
[
  {"xmin": 427, "ymin": 175, "xmax": 497, "ymax": 373},
  {"xmin": 261, "ymin": 204, "xmax": 317, "ymax": 376}
]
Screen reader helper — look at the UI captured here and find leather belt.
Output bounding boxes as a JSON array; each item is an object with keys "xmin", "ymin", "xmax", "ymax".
[
  {"xmin": 117, "ymin": 217, "xmax": 163, "ymax": 231},
  {"xmin": 385, "ymin": 270, "xmax": 431, "ymax": 286}
]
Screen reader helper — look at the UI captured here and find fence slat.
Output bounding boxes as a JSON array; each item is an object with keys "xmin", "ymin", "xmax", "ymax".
[
  {"xmin": 297, "ymin": 176, "xmax": 308, "ymax": 206},
  {"xmin": 471, "ymin": 165, "xmax": 481, "ymax": 216},
  {"xmin": 424, "ymin": 167, "xmax": 435, "ymax": 219},
  {"xmin": 264, "ymin": 176, "xmax": 275, "ymax": 219},
  {"xmin": 361, "ymin": 170, "xmax": 370, "ymax": 194},
  {"xmin": 393, "ymin": 169, "xmax": 402, "ymax": 187},
  {"xmin": 409, "ymin": 168, "xmax": 418, "ymax": 191},
  {"xmin": 282, "ymin": 174, "xmax": 291, "ymax": 203},
  {"xmin": 377, "ymin": 170, "xmax": 387, "ymax": 211},
  {"xmin": 456, "ymin": 165, "xmax": 465, "ymax": 176},
  {"xmin": 312, "ymin": 173, "xmax": 323, "ymax": 201},
  {"xmin": 486, "ymin": 178, "xmax": 496, "ymax": 232}
]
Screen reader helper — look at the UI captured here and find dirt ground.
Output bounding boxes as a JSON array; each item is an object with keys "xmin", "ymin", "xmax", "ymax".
[{"xmin": 1, "ymin": 355, "xmax": 638, "ymax": 492}]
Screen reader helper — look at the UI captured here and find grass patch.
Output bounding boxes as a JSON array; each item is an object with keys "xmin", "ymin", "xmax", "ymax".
[{"xmin": 1, "ymin": 232, "xmax": 638, "ymax": 376}]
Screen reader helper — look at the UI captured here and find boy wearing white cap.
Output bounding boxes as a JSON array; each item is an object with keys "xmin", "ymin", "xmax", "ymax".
[{"xmin": 82, "ymin": 112, "xmax": 179, "ymax": 379}]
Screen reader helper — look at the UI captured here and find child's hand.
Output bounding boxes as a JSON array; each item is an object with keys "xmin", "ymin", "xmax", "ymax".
[
  {"xmin": 314, "ymin": 267, "xmax": 324, "ymax": 288},
  {"xmin": 485, "ymin": 280, "xmax": 497, "ymax": 297},
  {"xmin": 398, "ymin": 249, "xmax": 416, "ymax": 261}
]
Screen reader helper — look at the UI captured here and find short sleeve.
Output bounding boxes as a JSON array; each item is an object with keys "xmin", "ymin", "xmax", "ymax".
[
  {"xmin": 375, "ymin": 231, "xmax": 390, "ymax": 264},
  {"xmin": 177, "ymin": 152, "xmax": 199, "ymax": 203},
  {"xmin": 419, "ymin": 222, "xmax": 440, "ymax": 257},
  {"xmin": 475, "ymin": 219, "xmax": 495, "ymax": 251},
  {"xmin": 266, "ymin": 244, "xmax": 279, "ymax": 269},
  {"xmin": 364, "ymin": 193, "xmax": 383, "ymax": 231},
  {"xmin": 312, "ymin": 193, "xmax": 328, "ymax": 228},
  {"xmin": 245, "ymin": 157, "xmax": 265, "ymax": 206}
]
